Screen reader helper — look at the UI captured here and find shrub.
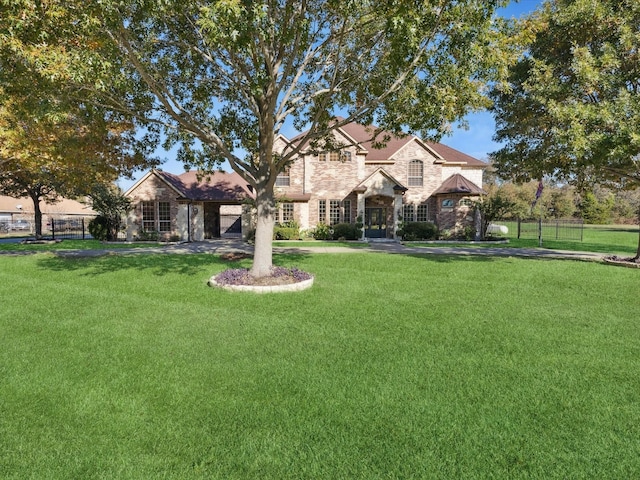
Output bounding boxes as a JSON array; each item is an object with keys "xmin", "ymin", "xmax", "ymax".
[
  {"xmin": 88, "ymin": 215, "xmax": 110, "ymax": 241},
  {"xmin": 273, "ymin": 221, "xmax": 300, "ymax": 240},
  {"xmin": 398, "ymin": 222, "xmax": 438, "ymax": 241},
  {"xmin": 312, "ymin": 222, "xmax": 332, "ymax": 240},
  {"xmin": 331, "ymin": 223, "xmax": 361, "ymax": 240},
  {"xmin": 136, "ymin": 229, "xmax": 160, "ymax": 241},
  {"xmin": 274, "ymin": 226, "xmax": 300, "ymax": 240}
]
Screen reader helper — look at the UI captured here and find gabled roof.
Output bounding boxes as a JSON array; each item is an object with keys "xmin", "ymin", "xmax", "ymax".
[
  {"xmin": 127, "ymin": 169, "xmax": 255, "ymax": 202},
  {"xmin": 352, "ymin": 168, "xmax": 408, "ymax": 194},
  {"xmin": 432, "ymin": 173, "xmax": 485, "ymax": 195},
  {"xmin": 426, "ymin": 142, "xmax": 487, "ymax": 167},
  {"xmin": 290, "ymin": 119, "xmax": 485, "ymax": 166}
]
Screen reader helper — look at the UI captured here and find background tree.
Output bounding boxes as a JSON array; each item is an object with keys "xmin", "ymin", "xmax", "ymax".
[
  {"xmin": 87, "ymin": 184, "xmax": 132, "ymax": 241},
  {"xmin": 475, "ymin": 188, "xmax": 517, "ymax": 239},
  {"xmin": 490, "ymin": 0, "xmax": 640, "ymax": 258},
  {"xmin": 2, "ymin": 0, "xmax": 510, "ymax": 277},
  {"xmin": 0, "ymin": 4, "xmax": 156, "ymax": 239}
]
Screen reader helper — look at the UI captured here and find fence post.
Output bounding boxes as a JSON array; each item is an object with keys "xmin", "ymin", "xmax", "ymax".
[
  {"xmin": 538, "ymin": 218, "xmax": 543, "ymax": 247},
  {"xmin": 82, "ymin": 217, "xmax": 85, "ymax": 240},
  {"xmin": 51, "ymin": 219, "xmax": 55, "ymax": 240},
  {"xmin": 517, "ymin": 218, "xmax": 521, "ymax": 239}
]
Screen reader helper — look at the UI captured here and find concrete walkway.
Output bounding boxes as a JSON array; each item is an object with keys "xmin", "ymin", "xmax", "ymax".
[{"xmin": 33, "ymin": 239, "xmax": 604, "ymax": 262}]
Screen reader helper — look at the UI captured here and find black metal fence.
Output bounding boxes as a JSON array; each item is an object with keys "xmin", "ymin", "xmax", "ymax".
[
  {"xmin": 501, "ymin": 218, "xmax": 584, "ymax": 242},
  {"xmin": 49, "ymin": 218, "xmax": 92, "ymax": 240}
]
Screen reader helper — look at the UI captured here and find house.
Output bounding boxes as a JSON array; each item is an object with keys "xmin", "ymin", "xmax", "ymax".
[
  {"xmin": 124, "ymin": 169, "xmax": 254, "ymax": 241},
  {"xmin": 125, "ymin": 120, "xmax": 486, "ymax": 241},
  {"xmin": 0, "ymin": 195, "xmax": 96, "ymax": 234}
]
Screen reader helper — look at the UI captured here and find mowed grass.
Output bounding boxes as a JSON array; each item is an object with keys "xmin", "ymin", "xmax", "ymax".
[{"xmin": 1, "ymin": 251, "xmax": 639, "ymax": 479}]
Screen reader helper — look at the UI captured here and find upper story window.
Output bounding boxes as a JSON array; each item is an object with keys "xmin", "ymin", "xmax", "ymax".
[
  {"xmin": 441, "ymin": 199, "xmax": 454, "ymax": 209},
  {"xmin": 276, "ymin": 166, "xmax": 290, "ymax": 187},
  {"xmin": 319, "ymin": 150, "xmax": 350, "ymax": 162},
  {"xmin": 459, "ymin": 198, "xmax": 474, "ymax": 207},
  {"xmin": 408, "ymin": 160, "xmax": 424, "ymax": 187}
]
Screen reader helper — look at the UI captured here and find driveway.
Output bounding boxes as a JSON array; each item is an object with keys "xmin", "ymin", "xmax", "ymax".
[{"xmin": 40, "ymin": 239, "xmax": 604, "ymax": 262}]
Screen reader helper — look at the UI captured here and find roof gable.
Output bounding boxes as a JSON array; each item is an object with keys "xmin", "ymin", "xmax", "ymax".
[
  {"xmin": 432, "ymin": 173, "xmax": 485, "ymax": 195},
  {"xmin": 290, "ymin": 119, "xmax": 485, "ymax": 166},
  {"xmin": 125, "ymin": 169, "xmax": 255, "ymax": 202},
  {"xmin": 175, "ymin": 171, "xmax": 254, "ymax": 201},
  {"xmin": 353, "ymin": 168, "xmax": 408, "ymax": 195}
]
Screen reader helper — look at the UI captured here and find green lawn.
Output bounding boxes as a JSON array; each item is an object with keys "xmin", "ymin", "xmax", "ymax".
[
  {"xmin": 407, "ymin": 223, "xmax": 639, "ymax": 257},
  {"xmin": 1, "ymin": 250, "xmax": 638, "ymax": 479}
]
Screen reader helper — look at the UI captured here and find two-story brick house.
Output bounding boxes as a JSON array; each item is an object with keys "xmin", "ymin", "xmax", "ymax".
[
  {"xmin": 274, "ymin": 120, "xmax": 486, "ymax": 239},
  {"xmin": 124, "ymin": 120, "xmax": 486, "ymax": 241}
]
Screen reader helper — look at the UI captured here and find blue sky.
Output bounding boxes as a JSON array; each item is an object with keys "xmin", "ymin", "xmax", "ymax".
[{"xmin": 119, "ymin": 0, "xmax": 543, "ymax": 191}]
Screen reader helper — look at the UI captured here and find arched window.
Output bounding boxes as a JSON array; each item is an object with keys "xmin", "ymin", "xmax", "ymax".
[{"xmin": 408, "ymin": 160, "xmax": 423, "ymax": 187}]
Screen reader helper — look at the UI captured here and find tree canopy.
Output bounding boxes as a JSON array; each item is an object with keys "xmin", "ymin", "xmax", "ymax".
[
  {"xmin": 491, "ymin": 0, "xmax": 640, "ymax": 188},
  {"xmin": 490, "ymin": 0, "xmax": 640, "ymax": 258},
  {"xmin": 2, "ymin": 0, "xmax": 509, "ymax": 273},
  {"xmin": 0, "ymin": 2, "xmax": 157, "ymax": 238}
]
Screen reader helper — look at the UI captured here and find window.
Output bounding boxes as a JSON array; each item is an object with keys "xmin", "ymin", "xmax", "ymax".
[
  {"xmin": 459, "ymin": 198, "xmax": 474, "ymax": 207},
  {"xmin": 403, "ymin": 204, "xmax": 415, "ymax": 222},
  {"xmin": 319, "ymin": 151, "xmax": 346, "ymax": 162},
  {"xmin": 329, "ymin": 200, "xmax": 341, "ymax": 225},
  {"xmin": 417, "ymin": 204, "xmax": 429, "ymax": 222},
  {"xmin": 281, "ymin": 203, "xmax": 294, "ymax": 223},
  {"xmin": 158, "ymin": 202, "xmax": 171, "ymax": 232},
  {"xmin": 408, "ymin": 160, "xmax": 424, "ymax": 187},
  {"xmin": 343, "ymin": 200, "xmax": 351, "ymax": 224},
  {"xmin": 318, "ymin": 200, "xmax": 326, "ymax": 223},
  {"xmin": 142, "ymin": 201, "xmax": 155, "ymax": 232},
  {"xmin": 441, "ymin": 199, "xmax": 454, "ymax": 208},
  {"xmin": 276, "ymin": 167, "xmax": 290, "ymax": 187}
]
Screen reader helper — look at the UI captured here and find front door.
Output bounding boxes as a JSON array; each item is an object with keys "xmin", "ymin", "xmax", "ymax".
[{"xmin": 365, "ymin": 207, "xmax": 386, "ymax": 238}]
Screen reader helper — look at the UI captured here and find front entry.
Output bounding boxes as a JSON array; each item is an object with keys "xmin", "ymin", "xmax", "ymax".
[
  {"xmin": 365, "ymin": 207, "xmax": 387, "ymax": 238},
  {"xmin": 203, "ymin": 203, "xmax": 220, "ymax": 239}
]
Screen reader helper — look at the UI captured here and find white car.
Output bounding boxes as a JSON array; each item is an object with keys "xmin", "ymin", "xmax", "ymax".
[{"xmin": 9, "ymin": 220, "xmax": 31, "ymax": 231}]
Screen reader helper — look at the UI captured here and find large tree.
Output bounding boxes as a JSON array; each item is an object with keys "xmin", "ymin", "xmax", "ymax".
[
  {"xmin": 490, "ymin": 0, "xmax": 640, "ymax": 258},
  {"xmin": 0, "ymin": 4, "xmax": 156, "ymax": 238},
  {"xmin": 3, "ymin": 0, "xmax": 509, "ymax": 275}
]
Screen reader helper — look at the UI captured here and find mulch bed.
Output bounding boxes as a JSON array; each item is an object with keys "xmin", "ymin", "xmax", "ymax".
[{"xmin": 603, "ymin": 256, "xmax": 640, "ymax": 268}]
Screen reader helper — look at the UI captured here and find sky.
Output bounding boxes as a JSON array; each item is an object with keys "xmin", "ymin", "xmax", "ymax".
[{"xmin": 118, "ymin": 0, "xmax": 544, "ymax": 191}]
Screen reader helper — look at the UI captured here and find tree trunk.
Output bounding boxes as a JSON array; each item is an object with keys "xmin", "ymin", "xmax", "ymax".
[
  {"xmin": 250, "ymin": 185, "xmax": 276, "ymax": 278},
  {"xmin": 29, "ymin": 192, "xmax": 43, "ymax": 239}
]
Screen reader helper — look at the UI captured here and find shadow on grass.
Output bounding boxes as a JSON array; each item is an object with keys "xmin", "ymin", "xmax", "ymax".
[{"xmin": 36, "ymin": 253, "xmax": 233, "ymax": 277}]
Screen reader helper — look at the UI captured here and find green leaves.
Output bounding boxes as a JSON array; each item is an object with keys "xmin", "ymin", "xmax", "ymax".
[{"xmin": 491, "ymin": 0, "xmax": 640, "ymax": 188}]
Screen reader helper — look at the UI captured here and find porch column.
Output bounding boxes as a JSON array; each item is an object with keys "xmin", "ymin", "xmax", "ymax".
[
  {"xmin": 393, "ymin": 192, "xmax": 404, "ymax": 239},
  {"xmin": 357, "ymin": 193, "xmax": 366, "ymax": 240}
]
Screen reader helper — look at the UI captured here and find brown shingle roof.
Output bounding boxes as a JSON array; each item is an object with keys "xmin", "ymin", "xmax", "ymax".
[
  {"xmin": 155, "ymin": 170, "xmax": 254, "ymax": 201},
  {"xmin": 292, "ymin": 119, "xmax": 486, "ymax": 165},
  {"xmin": 426, "ymin": 142, "xmax": 487, "ymax": 167},
  {"xmin": 432, "ymin": 174, "xmax": 485, "ymax": 195}
]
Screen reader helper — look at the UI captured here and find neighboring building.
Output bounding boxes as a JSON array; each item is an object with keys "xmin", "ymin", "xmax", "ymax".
[
  {"xmin": 0, "ymin": 195, "xmax": 96, "ymax": 234},
  {"xmin": 125, "ymin": 120, "xmax": 486, "ymax": 241}
]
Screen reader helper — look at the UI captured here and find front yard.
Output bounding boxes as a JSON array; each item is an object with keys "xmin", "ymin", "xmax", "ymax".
[{"xmin": 1, "ymin": 251, "xmax": 638, "ymax": 478}]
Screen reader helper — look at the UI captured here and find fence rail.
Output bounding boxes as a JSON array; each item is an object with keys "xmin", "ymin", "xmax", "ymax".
[{"xmin": 500, "ymin": 218, "xmax": 584, "ymax": 243}]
